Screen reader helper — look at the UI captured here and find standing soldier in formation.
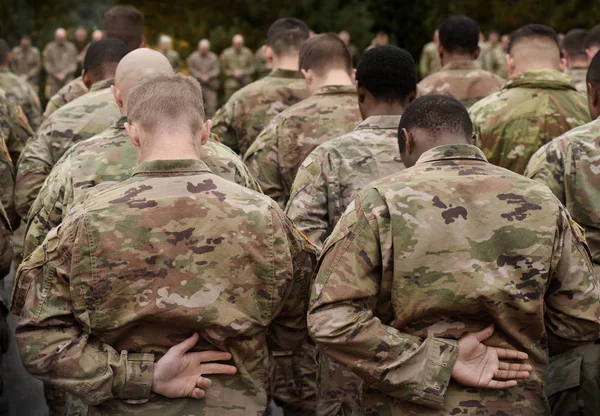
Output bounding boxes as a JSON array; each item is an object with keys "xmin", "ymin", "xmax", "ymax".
[
  {"xmin": 470, "ymin": 24, "xmax": 590, "ymax": 174},
  {"xmin": 42, "ymin": 28, "xmax": 78, "ymax": 99},
  {"xmin": 212, "ymin": 18, "xmax": 310, "ymax": 155},
  {"xmin": 562, "ymin": 28, "xmax": 589, "ymax": 92},
  {"xmin": 10, "ymin": 35, "xmax": 41, "ymax": 93},
  {"xmin": 585, "ymin": 25, "xmax": 600, "ymax": 61},
  {"xmin": 221, "ymin": 34, "xmax": 255, "ymax": 101},
  {"xmin": 483, "ymin": 29, "xmax": 508, "ymax": 78},
  {"xmin": 13, "ymin": 73, "xmax": 315, "ymax": 416},
  {"xmin": 254, "ymin": 45, "xmax": 272, "ymax": 79},
  {"xmin": 418, "ymin": 16, "xmax": 504, "ymax": 108},
  {"xmin": 74, "ymin": 26, "xmax": 88, "ymax": 71},
  {"xmin": 338, "ymin": 30, "xmax": 359, "ymax": 67},
  {"xmin": 186, "ymin": 39, "xmax": 220, "ymax": 118},
  {"xmin": 419, "ymin": 30, "xmax": 441, "ymax": 78},
  {"xmin": 158, "ymin": 35, "xmax": 181, "ymax": 72},
  {"xmin": 0, "ymin": 40, "xmax": 41, "ymax": 130},
  {"xmin": 308, "ymin": 94, "xmax": 600, "ymax": 415},
  {"xmin": 245, "ymin": 33, "xmax": 362, "ymax": 208}
]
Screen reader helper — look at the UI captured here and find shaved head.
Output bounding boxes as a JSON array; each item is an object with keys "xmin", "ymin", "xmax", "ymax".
[
  {"xmin": 233, "ymin": 34, "xmax": 244, "ymax": 50},
  {"xmin": 199, "ymin": 39, "xmax": 210, "ymax": 53},
  {"xmin": 507, "ymin": 24, "xmax": 563, "ymax": 75},
  {"xmin": 55, "ymin": 28, "xmax": 66, "ymax": 43}
]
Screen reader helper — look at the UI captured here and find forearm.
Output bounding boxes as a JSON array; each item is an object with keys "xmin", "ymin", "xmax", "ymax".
[{"xmin": 15, "ymin": 169, "xmax": 49, "ymax": 220}]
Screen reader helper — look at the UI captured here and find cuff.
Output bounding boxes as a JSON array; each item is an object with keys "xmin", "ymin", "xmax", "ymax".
[{"xmin": 122, "ymin": 352, "xmax": 154, "ymax": 400}]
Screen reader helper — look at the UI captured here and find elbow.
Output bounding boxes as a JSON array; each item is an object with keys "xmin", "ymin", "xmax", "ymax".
[{"xmin": 307, "ymin": 303, "xmax": 366, "ymax": 346}]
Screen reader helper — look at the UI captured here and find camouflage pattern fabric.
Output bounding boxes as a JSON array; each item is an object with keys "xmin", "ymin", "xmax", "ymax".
[
  {"xmin": 526, "ymin": 117, "xmax": 600, "ymax": 273},
  {"xmin": 186, "ymin": 51, "xmax": 220, "ymax": 118},
  {"xmin": 417, "ymin": 60, "xmax": 505, "ymax": 108},
  {"xmin": 162, "ymin": 49, "xmax": 181, "ymax": 72},
  {"xmin": 254, "ymin": 47, "xmax": 272, "ymax": 79},
  {"xmin": 308, "ymin": 143, "xmax": 600, "ymax": 415},
  {"xmin": 244, "ymin": 85, "xmax": 362, "ymax": 208},
  {"xmin": 470, "ymin": 69, "xmax": 590, "ymax": 174},
  {"xmin": 0, "ymin": 200, "xmax": 13, "ymax": 415},
  {"xmin": 419, "ymin": 41, "xmax": 441, "ymax": 78},
  {"xmin": 10, "ymin": 45, "xmax": 42, "ymax": 91},
  {"xmin": 221, "ymin": 47, "xmax": 256, "ymax": 101},
  {"xmin": 12, "ymin": 158, "xmax": 315, "ymax": 416},
  {"xmin": 23, "ymin": 116, "xmax": 261, "ymax": 257},
  {"xmin": 212, "ymin": 69, "xmax": 309, "ymax": 155},
  {"xmin": 565, "ymin": 66, "xmax": 587, "ymax": 93},
  {"xmin": 15, "ymin": 78, "xmax": 120, "ymax": 220},
  {"xmin": 484, "ymin": 46, "xmax": 508, "ymax": 79},
  {"xmin": 42, "ymin": 41, "xmax": 78, "ymax": 98},
  {"xmin": 43, "ymin": 77, "xmax": 88, "ymax": 119},
  {"xmin": 0, "ymin": 67, "xmax": 41, "ymax": 130}
]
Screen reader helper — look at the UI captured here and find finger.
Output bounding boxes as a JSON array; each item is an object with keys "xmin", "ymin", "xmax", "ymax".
[
  {"xmin": 196, "ymin": 376, "xmax": 212, "ymax": 390},
  {"xmin": 486, "ymin": 379, "xmax": 518, "ymax": 389},
  {"xmin": 498, "ymin": 362, "xmax": 533, "ymax": 372},
  {"xmin": 190, "ymin": 387, "xmax": 206, "ymax": 400},
  {"xmin": 470, "ymin": 324, "xmax": 495, "ymax": 342},
  {"xmin": 191, "ymin": 350, "xmax": 233, "ymax": 363},
  {"xmin": 495, "ymin": 347, "xmax": 529, "ymax": 361},
  {"xmin": 199, "ymin": 363, "xmax": 238, "ymax": 375},
  {"xmin": 494, "ymin": 370, "xmax": 530, "ymax": 380},
  {"xmin": 170, "ymin": 333, "xmax": 200, "ymax": 356}
]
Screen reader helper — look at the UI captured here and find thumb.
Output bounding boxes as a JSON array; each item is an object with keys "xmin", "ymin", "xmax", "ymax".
[
  {"xmin": 171, "ymin": 333, "xmax": 200, "ymax": 356},
  {"xmin": 470, "ymin": 324, "xmax": 495, "ymax": 342}
]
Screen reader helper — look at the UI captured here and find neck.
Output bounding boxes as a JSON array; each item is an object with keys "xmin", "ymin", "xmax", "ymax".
[
  {"xmin": 310, "ymin": 69, "xmax": 353, "ymax": 92},
  {"xmin": 569, "ymin": 58, "xmax": 588, "ymax": 69},
  {"xmin": 363, "ymin": 101, "xmax": 405, "ymax": 119},
  {"xmin": 442, "ymin": 52, "xmax": 474, "ymax": 66},
  {"xmin": 271, "ymin": 54, "xmax": 299, "ymax": 71},
  {"xmin": 141, "ymin": 136, "xmax": 201, "ymax": 162},
  {"xmin": 511, "ymin": 62, "xmax": 560, "ymax": 78}
]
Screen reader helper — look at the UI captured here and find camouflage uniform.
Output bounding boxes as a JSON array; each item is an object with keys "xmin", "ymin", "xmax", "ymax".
[
  {"xmin": 565, "ymin": 66, "xmax": 587, "ymax": 93},
  {"xmin": 10, "ymin": 45, "xmax": 42, "ymax": 92},
  {"xmin": 23, "ymin": 116, "xmax": 261, "ymax": 257},
  {"xmin": 43, "ymin": 77, "xmax": 88, "ymax": 119},
  {"xmin": 162, "ymin": 49, "xmax": 181, "ymax": 72},
  {"xmin": 212, "ymin": 69, "xmax": 309, "ymax": 155},
  {"xmin": 254, "ymin": 47, "xmax": 272, "ymax": 79},
  {"xmin": 469, "ymin": 69, "xmax": 590, "ymax": 174},
  {"xmin": 0, "ymin": 201, "xmax": 13, "ymax": 415},
  {"xmin": 12, "ymin": 158, "xmax": 315, "ymax": 416},
  {"xmin": 417, "ymin": 60, "xmax": 505, "ymax": 108},
  {"xmin": 221, "ymin": 46, "xmax": 256, "ymax": 101},
  {"xmin": 419, "ymin": 41, "xmax": 441, "ymax": 78},
  {"xmin": 186, "ymin": 51, "xmax": 220, "ymax": 117},
  {"xmin": 308, "ymin": 143, "xmax": 600, "ymax": 415},
  {"xmin": 42, "ymin": 40, "xmax": 78, "ymax": 98},
  {"xmin": 244, "ymin": 85, "xmax": 362, "ymax": 208},
  {"xmin": 0, "ymin": 67, "xmax": 42, "ymax": 130},
  {"xmin": 15, "ymin": 78, "xmax": 119, "ymax": 220},
  {"xmin": 484, "ymin": 46, "xmax": 508, "ymax": 79}
]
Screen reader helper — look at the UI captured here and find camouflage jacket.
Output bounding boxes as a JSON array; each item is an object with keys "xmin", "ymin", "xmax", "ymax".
[
  {"xmin": 417, "ymin": 60, "xmax": 505, "ymax": 108},
  {"xmin": 308, "ymin": 144, "xmax": 600, "ymax": 415},
  {"xmin": 23, "ymin": 116, "xmax": 261, "ymax": 257},
  {"xmin": 42, "ymin": 41, "xmax": 78, "ymax": 82},
  {"xmin": 186, "ymin": 51, "xmax": 220, "ymax": 89},
  {"xmin": 212, "ymin": 69, "xmax": 309, "ymax": 155},
  {"xmin": 221, "ymin": 47, "xmax": 255, "ymax": 86},
  {"xmin": 470, "ymin": 69, "xmax": 590, "ymax": 174},
  {"xmin": 286, "ymin": 115, "xmax": 404, "ymax": 251},
  {"xmin": 12, "ymin": 158, "xmax": 315, "ymax": 416},
  {"xmin": 484, "ymin": 46, "xmax": 508, "ymax": 79},
  {"xmin": 43, "ymin": 77, "xmax": 88, "ymax": 119},
  {"xmin": 0, "ymin": 68, "xmax": 42, "ymax": 130},
  {"xmin": 526, "ymin": 117, "xmax": 600, "ymax": 272},
  {"xmin": 419, "ymin": 41, "xmax": 441, "ymax": 79},
  {"xmin": 10, "ymin": 46, "xmax": 42, "ymax": 84},
  {"xmin": 0, "ymin": 201, "xmax": 12, "ymax": 279},
  {"xmin": 15, "ymin": 78, "xmax": 120, "ymax": 220},
  {"xmin": 566, "ymin": 66, "xmax": 587, "ymax": 93},
  {"xmin": 244, "ymin": 85, "xmax": 362, "ymax": 208}
]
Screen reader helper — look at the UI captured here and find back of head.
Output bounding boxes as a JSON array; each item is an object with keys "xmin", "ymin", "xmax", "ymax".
[
  {"xmin": 104, "ymin": 6, "xmax": 144, "ymax": 51},
  {"xmin": 299, "ymin": 33, "xmax": 352, "ymax": 76},
  {"xmin": 266, "ymin": 18, "xmax": 310, "ymax": 57},
  {"xmin": 356, "ymin": 45, "xmax": 416, "ymax": 103},
  {"xmin": 438, "ymin": 15, "xmax": 480, "ymax": 55},
  {"xmin": 586, "ymin": 52, "xmax": 600, "ymax": 118},
  {"xmin": 585, "ymin": 25, "xmax": 600, "ymax": 56},
  {"xmin": 83, "ymin": 39, "xmax": 129, "ymax": 81},
  {"xmin": 563, "ymin": 28, "xmax": 588, "ymax": 63},
  {"xmin": 0, "ymin": 40, "xmax": 10, "ymax": 66},
  {"xmin": 508, "ymin": 24, "xmax": 560, "ymax": 65}
]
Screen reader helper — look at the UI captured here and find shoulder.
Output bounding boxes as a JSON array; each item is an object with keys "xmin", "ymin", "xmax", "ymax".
[{"xmin": 469, "ymin": 90, "xmax": 506, "ymax": 120}]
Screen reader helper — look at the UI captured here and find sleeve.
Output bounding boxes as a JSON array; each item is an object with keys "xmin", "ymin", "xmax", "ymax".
[
  {"xmin": 525, "ymin": 140, "xmax": 567, "ymax": 204},
  {"xmin": 307, "ymin": 190, "xmax": 458, "ymax": 409},
  {"xmin": 243, "ymin": 119, "xmax": 285, "ymax": 208},
  {"xmin": 545, "ymin": 206, "xmax": 600, "ymax": 355},
  {"xmin": 0, "ymin": 202, "xmax": 13, "ymax": 277},
  {"xmin": 0, "ymin": 139, "xmax": 18, "ymax": 230},
  {"xmin": 12, "ymin": 211, "xmax": 155, "ymax": 406},
  {"xmin": 267, "ymin": 205, "xmax": 316, "ymax": 352},
  {"xmin": 6, "ymin": 99, "xmax": 33, "ymax": 162},
  {"xmin": 28, "ymin": 50, "xmax": 42, "ymax": 79},
  {"xmin": 211, "ymin": 103, "xmax": 239, "ymax": 154}
]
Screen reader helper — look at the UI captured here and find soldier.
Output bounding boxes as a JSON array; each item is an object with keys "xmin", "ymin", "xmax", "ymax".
[
  {"xmin": 562, "ymin": 29, "xmax": 589, "ymax": 92},
  {"xmin": 13, "ymin": 73, "xmax": 315, "ymax": 416},
  {"xmin": 158, "ymin": 35, "xmax": 180, "ymax": 72},
  {"xmin": 585, "ymin": 24, "xmax": 600, "ymax": 61},
  {"xmin": 365, "ymin": 30, "xmax": 389, "ymax": 51},
  {"xmin": 244, "ymin": 33, "xmax": 362, "ymax": 208},
  {"xmin": 16, "ymin": 39, "xmax": 128, "ymax": 221},
  {"xmin": 186, "ymin": 39, "xmax": 220, "ymax": 118},
  {"xmin": 221, "ymin": 34, "xmax": 256, "ymax": 101},
  {"xmin": 10, "ymin": 35, "xmax": 41, "ymax": 93},
  {"xmin": 419, "ymin": 30, "xmax": 442, "ymax": 78},
  {"xmin": 212, "ymin": 18, "xmax": 310, "ymax": 155},
  {"xmin": 0, "ymin": 200, "xmax": 13, "ymax": 415},
  {"xmin": 338, "ymin": 30, "xmax": 359, "ymax": 67},
  {"xmin": 254, "ymin": 46, "xmax": 272, "ymax": 79},
  {"xmin": 470, "ymin": 24, "xmax": 590, "ymax": 174},
  {"xmin": 23, "ymin": 48, "xmax": 260, "ymax": 258},
  {"xmin": 0, "ymin": 39, "xmax": 41, "ymax": 130},
  {"xmin": 308, "ymin": 94, "xmax": 600, "ymax": 415},
  {"xmin": 74, "ymin": 26, "xmax": 88, "ymax": 70},
  {"xmin": 91, "ymin": 29, "xmax": 104, "ymax": 42},
  {"xmin": 43, "ymin": 28, "xmax": 78, "ymax": 99},
  {"xmin": 484, "ymin": 29, "xmax": 508, "ymax": 79},
  {"xmin": 417, "ymin": 16, "xmax": 504, "ymax": 108},
  {"xmin": 42, "ymin": 77, "xmax": 89, "ymax": 119}
]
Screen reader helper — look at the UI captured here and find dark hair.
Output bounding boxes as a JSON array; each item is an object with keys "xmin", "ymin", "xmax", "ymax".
[
  {"xmin": 563, "ymin": 29, "xmax": 588, "ymax": 61},
  {"xmin": 267, "ymin": 18, "xmax": 310, "ymax": 56},
  {"xmin": 356, "ymin": 45, "xmax": 416, "ymax": 103},
  {"xmin": 585, "ymin": 24, "xmax": 600, "ymax": 51},
  {"xmin": 587, "ymin": 50, "xmax": 600, "ymax": 86},
  {"xmin": 103, "ymin": 6, "xmax": 144, "ymax": 51},
  {"xmin": 0, "ymin": 40, "xmax": 10, "ymax": 66},
  {"xmin": 398, "ymin": 95, "xmax": 472, "ymax": 153},
  {"xmin": 438, "ymin": 16, "xmax": 480, "ymax": 55},
  {"xmin": 508, "ymin": 24, "xmax": 559, "ymax": 55},
  {"xmin": 299, "ymin": 33, "xmax": 353, "ymax": 76},
  {"xmin": 83, "ymin": 39, "xmax": 129, "ymax": 78}
]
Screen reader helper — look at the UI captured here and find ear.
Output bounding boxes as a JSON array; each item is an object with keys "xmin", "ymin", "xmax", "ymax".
[
  {"xmin": 352, "ymin": 68, "xmax": 357, "ymax": 85},
  {"xmin": 82, "ymin": 71, "xmax": 92, "ymax": 89},
  {"xmin": 263, "ymin": 45, "xmax": 273, "ymax": 63},
  {"xmin": 561, "ymin": 49, "xmax": 569, "ymax": 61},
  {"xmin": 200, "ymin": 119, "xmax": 212, "ymax": 145},
  {"xmin": 473, "ymin": 46, "xmax": 481, "ymax": 60},
  {"xmin": 407, "ymin": 88, "xmax": 417, "ymax": 104},
  {"xmin": 112, "ymin": 85, "xmax": 123, "ymax": 109},
  {"xmin": 588, "ymin": 83, "xmax": 598, "ymax": 109},
  {"xmin": 356, "ymin": 84, "xmax": 366, "ymax": 104},
  {"xmin": 405, "ymin": 128, "xmax": 414, "ymax": 155},
  {"xmin": 506, "ymin": 54, "xmax": 515, "ymax": 77},
  {"xmin": 125, "ymin": 121, "xmax": 141, "ymax": 148},
  {"xmin": 301, "ymin": 69, "xmax": 312, "ymax": 86},
  {"xmin": 437, "ymin": 44, "xmax": 444, "ymax": 59},
  {"xmin": 558, "ymin": 58, "xmax": 567, "ymax": 73},
  {"xmin": 471, "ymin": 132, "xmax": 478, "ymax": 146}
]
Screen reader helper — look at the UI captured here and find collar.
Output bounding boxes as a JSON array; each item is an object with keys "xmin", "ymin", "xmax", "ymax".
[
  {"xmin": 505, "ymin": 69, "xmax": 576, "ymax": 91},
  {"xmin": 355, "ymin": 115, "xmax": 401, "ymax": 131},
  {"xmin": 268, "ymin": 69, "xmax": 303, "ymax": 79},
  {"xmin": 441, "ymin": 60, "xmax": 480, "ymax": 71},
  {"xmin": 415, "ymin": 144, "xmax": 488, "ymax": 166},
  {"xmin": 89, "ymin": 78, "xmax": 115, "ymax": 93},
  {"xmin": 131, "ymin": 159, "xmax": 212, "ymax": 177},
  {"xmin": 313, "ymin": 85, "xmax": 356, "ymax": 96}
]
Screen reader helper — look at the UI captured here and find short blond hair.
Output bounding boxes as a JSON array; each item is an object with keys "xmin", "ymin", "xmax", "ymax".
[{"xmin": 127, "ymin": 74, "xmax": 205, "ymax": 136}]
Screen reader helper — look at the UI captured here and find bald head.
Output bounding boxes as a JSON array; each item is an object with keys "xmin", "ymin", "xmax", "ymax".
[
  {"xmin": 199, "ymin": 39, "xmax": 210, "ymax": 53},
  {"xmin": 233, "ymin": 35, "xmax": 244, "ymax": 50},
  {"xmin": 55, "ymin": 28, "xmax": 67, "ymax": 44},
  {"xmin": 114, "ymin": 48, "xmax": 174, "ymax": 114},
  {"xmin": 92, "ymin": 30, "xmax": 104, "ymax": 42},
  {"xmin": 507, "ymin": 24, "xmax": 564, "ymax": 76}
]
